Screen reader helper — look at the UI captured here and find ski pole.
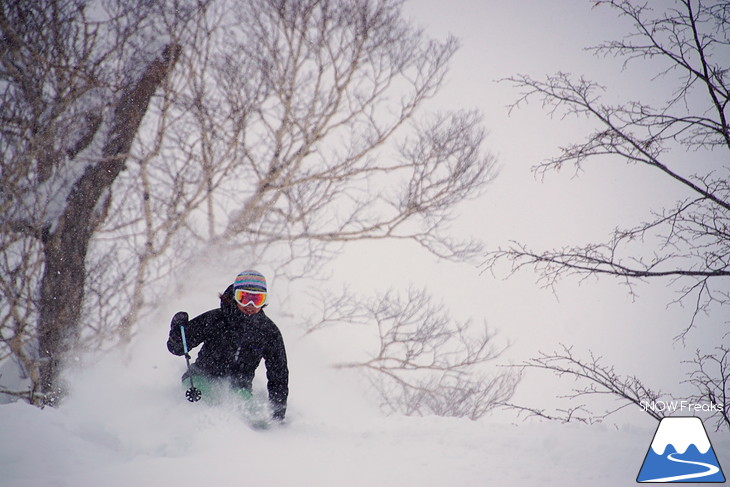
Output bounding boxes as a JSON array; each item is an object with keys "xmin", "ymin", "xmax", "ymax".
[{"xmin": 180, "ymin": 324, "xmax": 202, "ymax": 402}]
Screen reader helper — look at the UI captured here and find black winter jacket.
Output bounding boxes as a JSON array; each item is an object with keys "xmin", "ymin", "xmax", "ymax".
[{"xmin": 167, "ymin": 285, "xmax": 288, "ymax": 417}]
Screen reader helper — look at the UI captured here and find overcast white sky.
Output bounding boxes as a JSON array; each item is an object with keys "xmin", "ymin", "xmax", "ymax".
[{"xmin": 313, "ymin": 0, "xmax": 728, "ymax": 422}]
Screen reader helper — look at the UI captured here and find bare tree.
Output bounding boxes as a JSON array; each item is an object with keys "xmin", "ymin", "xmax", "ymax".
[
  {"xmin": 484, "ymin": 0, "xmax": 729, "ymax": 426},
  {"xmin": 159, "ymin": 0, "xmax": 494, "ymax": 258},
  {"xmin": 94, "ymin": 0, "xmax": 494, "ymax": 328},
  {"xmin": 487, "ymin": 0, "xmax": 729, "ymax": 335},
  {"xmin": 305, "ymin": 287, "xmax": 519, "ymax": 419},
  {"xmin": 1, "ymin": 0, "xmax": 496, "ymax": 405},
  {"xmin": 0, "ymin": 0, "xmax": 196, "ymax": 404}
]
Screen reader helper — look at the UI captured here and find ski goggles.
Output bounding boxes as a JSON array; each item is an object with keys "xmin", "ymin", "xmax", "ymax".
[{"xmin": 234, "ymin": 289, "xmax": 267, "ymax": 307}]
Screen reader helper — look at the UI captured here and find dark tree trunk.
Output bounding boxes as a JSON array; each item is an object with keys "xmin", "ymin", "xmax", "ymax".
[{"xmin": 36, "ymin": 45, "xmax": 181, "ymax": 405}]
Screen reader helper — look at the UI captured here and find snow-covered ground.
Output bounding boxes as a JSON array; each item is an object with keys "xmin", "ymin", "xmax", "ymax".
[{"xmin": 2, "ymin": 315, "xmax": 727, "ymax": 487}]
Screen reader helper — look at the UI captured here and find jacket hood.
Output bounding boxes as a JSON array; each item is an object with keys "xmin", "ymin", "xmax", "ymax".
[{"xmin": 220, "ymin": 284, "xmax": 238, "ymax": 316}]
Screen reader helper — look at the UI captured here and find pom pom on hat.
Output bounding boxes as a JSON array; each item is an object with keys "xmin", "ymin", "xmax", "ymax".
[{"xmin": 233, "ymin": 270, "xmax": 267, "ymax": 293}]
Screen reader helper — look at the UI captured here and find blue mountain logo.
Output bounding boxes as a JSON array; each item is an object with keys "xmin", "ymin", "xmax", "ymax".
[{"xmin": 637, "ymin": 417, "xmax": 725, "ymax": 483}]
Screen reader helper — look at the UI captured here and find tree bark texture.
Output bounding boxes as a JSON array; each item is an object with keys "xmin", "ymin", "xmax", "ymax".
[{"xmin": 36, "ymin": 45, "xmax": 181, "ymax": 404}]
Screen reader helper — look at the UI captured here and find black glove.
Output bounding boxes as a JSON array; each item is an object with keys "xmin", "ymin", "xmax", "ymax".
[
  {"xmin": 171, "ymin": 311, "xmax": 189, "ymax": 330},
  {"xmin": 168, "ymin": 311, "xmax": 188, "ymax": 344}
]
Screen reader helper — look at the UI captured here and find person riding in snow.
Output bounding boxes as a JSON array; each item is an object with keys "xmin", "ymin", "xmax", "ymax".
[{"xmin": 166, "ymin": 270, "xmax": 288, "ymax": 421}]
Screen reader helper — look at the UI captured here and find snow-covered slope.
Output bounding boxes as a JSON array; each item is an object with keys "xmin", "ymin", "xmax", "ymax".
[{"xmin": 1, "ymin": 321, "xmax": 727, "ymax": 487}]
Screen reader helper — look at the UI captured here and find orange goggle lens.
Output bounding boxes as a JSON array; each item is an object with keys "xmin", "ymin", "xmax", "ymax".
[{"xmin": 234, "ymin": 290, "xmax": 267, "ymax": 307}]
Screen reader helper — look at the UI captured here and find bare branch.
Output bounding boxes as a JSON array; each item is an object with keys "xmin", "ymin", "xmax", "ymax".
[
  {"xmin": 683, "ymin": 346, "xmax": 730, "ymax": 431},
  {"xmin": 305, "ymin": 287, "xmax": 518, "ymax": 419},
  {"xmin": 505, "ymin": 344, "xmax": 666, "ymax": 424}
]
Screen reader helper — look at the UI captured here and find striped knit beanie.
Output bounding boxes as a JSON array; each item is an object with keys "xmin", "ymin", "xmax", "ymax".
[{"xmin": 233, "ymin": 270, "xmax": 267, "ymax": 293}]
